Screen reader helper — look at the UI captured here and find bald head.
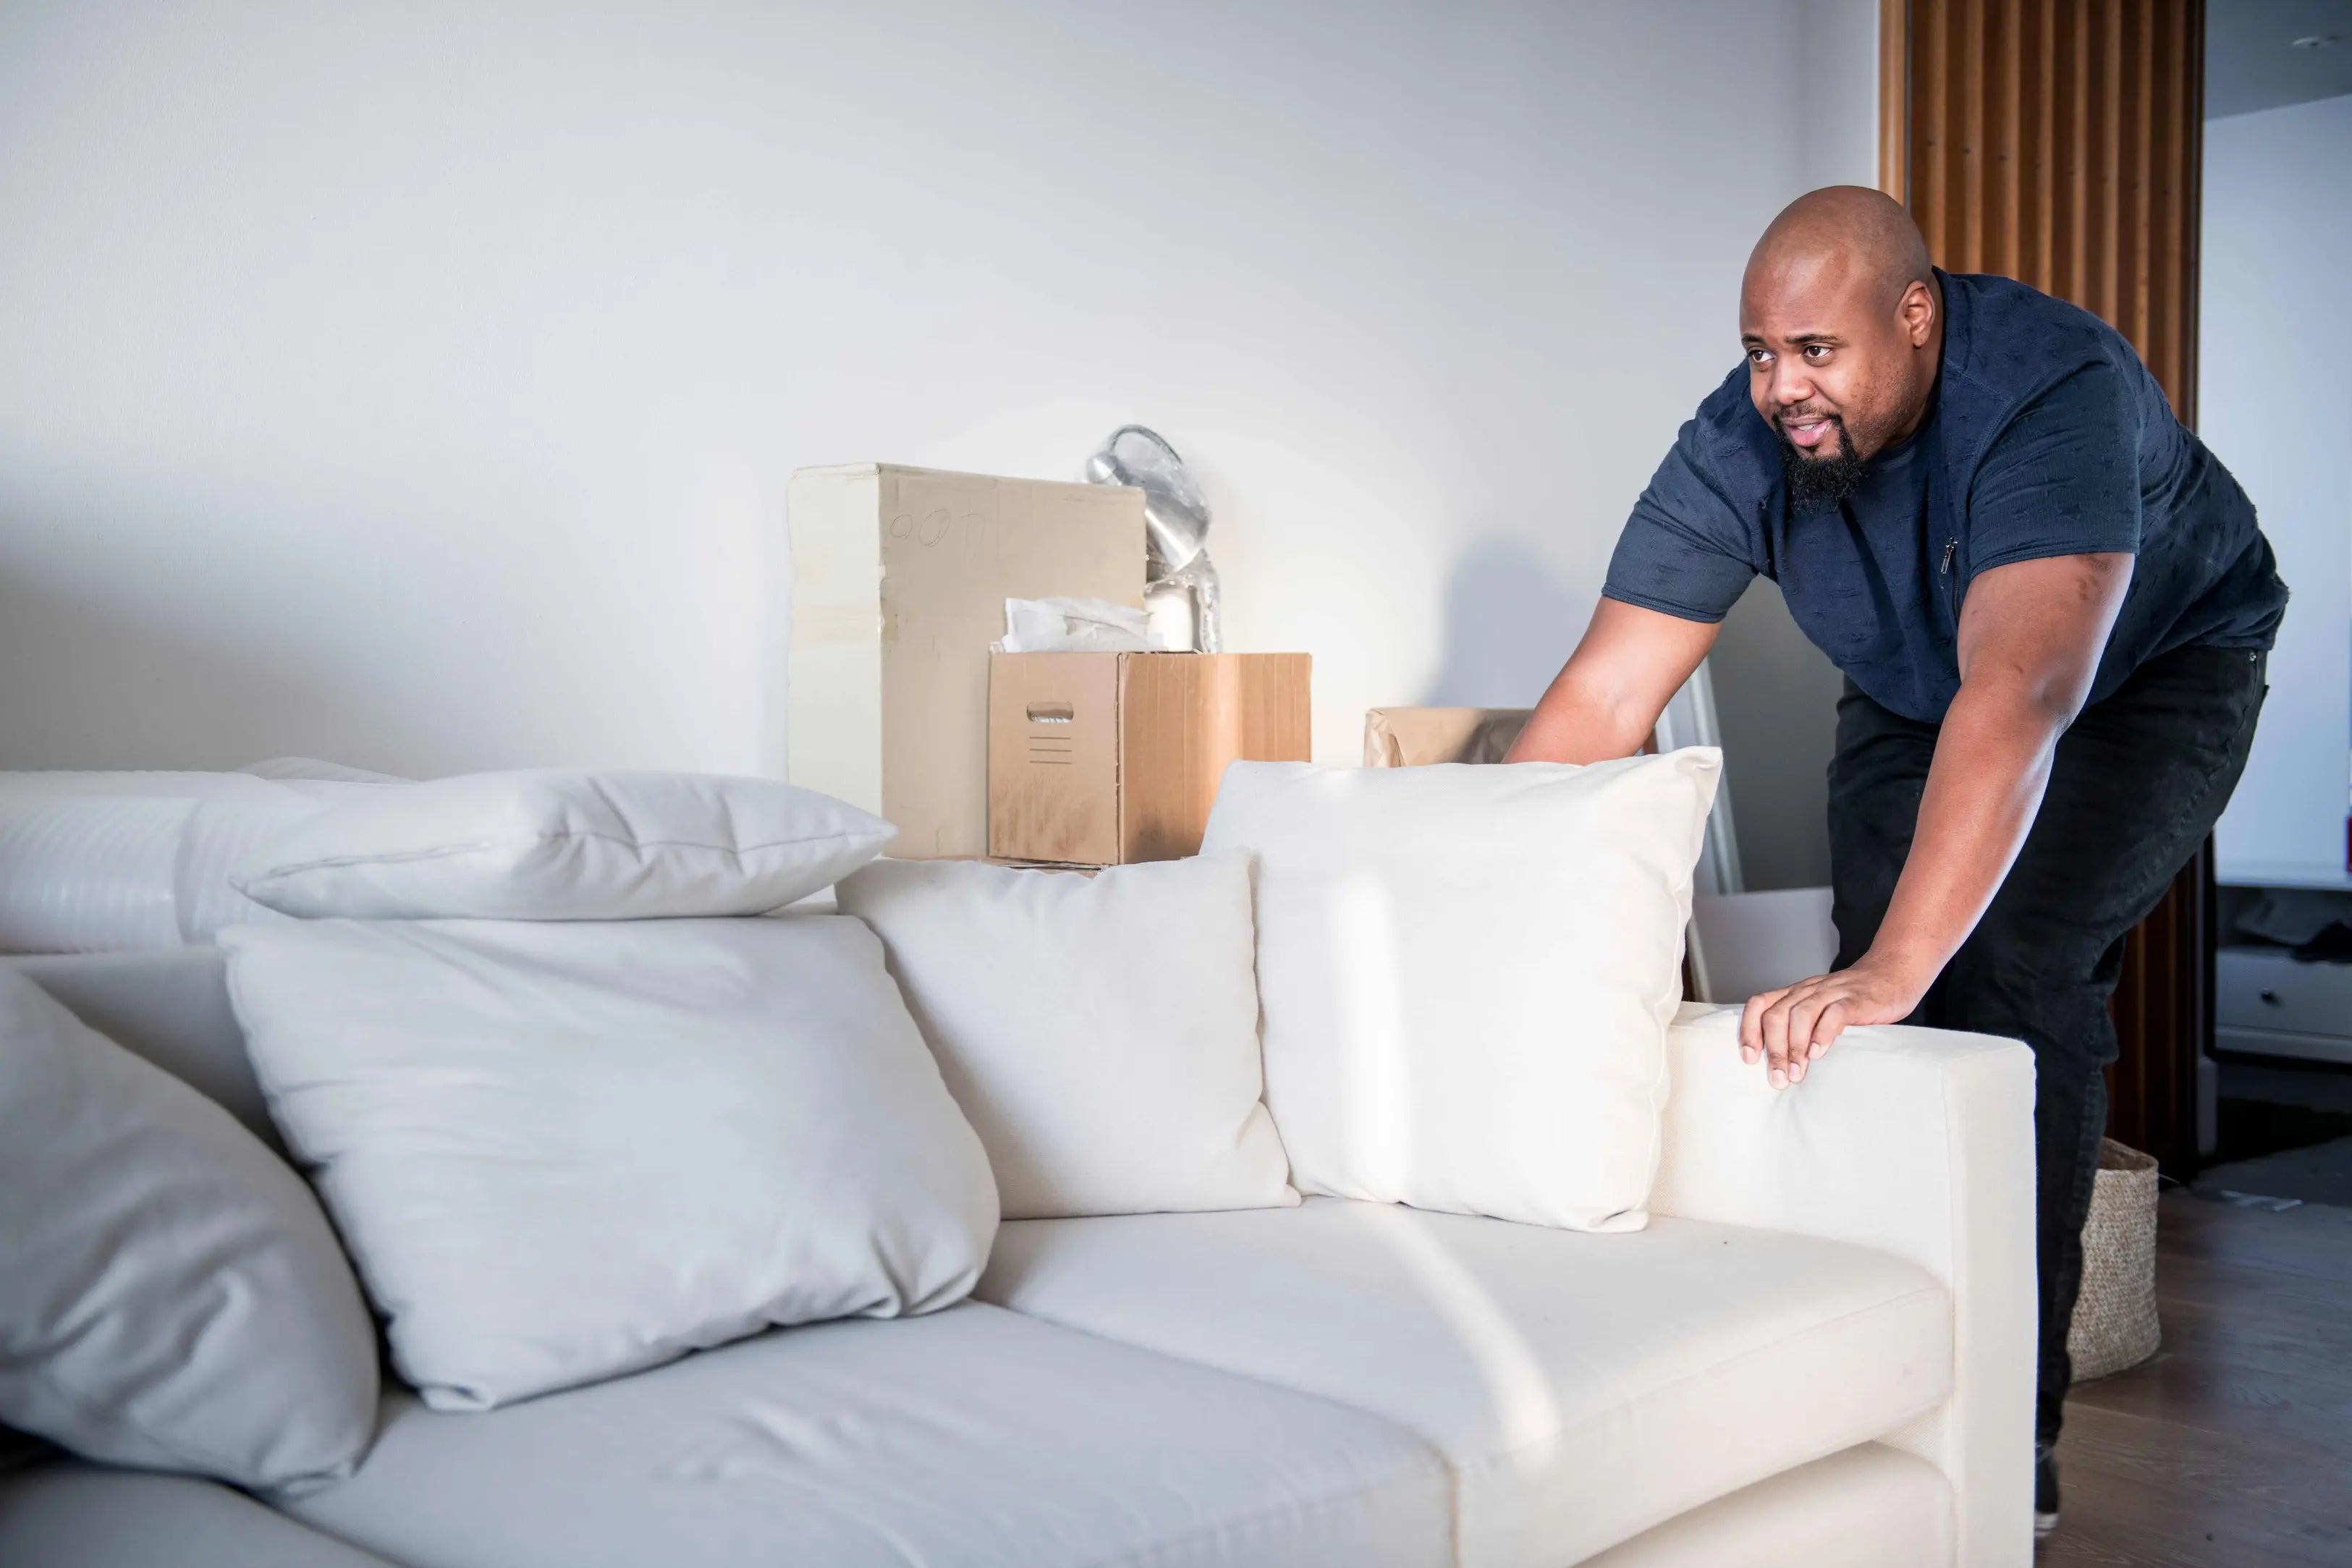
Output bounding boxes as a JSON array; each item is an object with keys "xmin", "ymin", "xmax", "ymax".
[
  {"xmin": 1738, "ymin": 186, "xmax": 1944, "ymax": 480},
  {"xmin": 1746, "ymin": 185, "xmax": 1934, "ymax": 312}
]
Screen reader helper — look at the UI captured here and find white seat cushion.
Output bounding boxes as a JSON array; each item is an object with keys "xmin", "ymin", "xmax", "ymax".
[
  {"xmin": 976, "ymin": 1198, "xmax": 1953, "ymax": 1568},
  {"xmin": 1583, "ymin": 1444, "xmax": 1953, "ymax": 1568},
  {"xmin": 0, "ymin": 1462, "xmax": 399, "ymax": 1568},
  {"xmin": 281, "ymin": 1302, "xmax": 1450, "ymax": 1568}
]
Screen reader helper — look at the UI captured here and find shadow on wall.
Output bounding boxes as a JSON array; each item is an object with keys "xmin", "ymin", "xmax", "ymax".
[
  {"xmin": 0, "ymin": 567, "xmax": 359, "ymax": 774},
  {"xmin": 1417, "ymin": 538, "xmax": 1585, "ymax": 713},
  {"xmin": 1709, "ymin": 578, "xmax": 1840, "ymax": 891}
]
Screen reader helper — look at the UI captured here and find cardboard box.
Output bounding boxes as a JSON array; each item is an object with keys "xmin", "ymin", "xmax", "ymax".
[
  {"xmin": 787, "ymin": 465, "xmax": 1147, "ymax": 859},
  {"xmin": 990, "ymin": 653, "xmax": 1311, "ymax": 865}
]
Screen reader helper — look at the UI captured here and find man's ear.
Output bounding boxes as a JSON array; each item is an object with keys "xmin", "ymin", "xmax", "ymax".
[{"xmin": 1898, "ymin": 279, "xmax": 1937, "ymax": 348}]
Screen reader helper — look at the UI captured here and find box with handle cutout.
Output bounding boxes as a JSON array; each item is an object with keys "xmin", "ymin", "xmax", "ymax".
[{"xmin": 988, "ymin": 652, "xmax": 1311, "ymax": 866}]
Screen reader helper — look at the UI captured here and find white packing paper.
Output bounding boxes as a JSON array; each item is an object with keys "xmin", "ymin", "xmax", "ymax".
[{"xmin": 995, "ymin": 597, "xmax": 1155, "ymax": 653}]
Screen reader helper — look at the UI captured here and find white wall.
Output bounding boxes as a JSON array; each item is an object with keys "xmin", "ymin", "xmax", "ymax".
[
  {"xmin": 2203, "ymin": 94, "xmax": 2352, "ymax": 878},
  {"xmin": 0, "ymin": 0, "xmax": 1876, "ymax": 777},
  {"xmin": 1704, "ymin": 0, "xmax": 1877, "ymax": 891}
]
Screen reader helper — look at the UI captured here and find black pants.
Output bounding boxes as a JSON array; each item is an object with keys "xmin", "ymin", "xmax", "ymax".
[{"xmin": 1826, "ymin": 643, "xmax": 2267, "ymax": 1446}]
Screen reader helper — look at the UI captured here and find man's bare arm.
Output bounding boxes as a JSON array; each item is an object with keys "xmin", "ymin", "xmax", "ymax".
[
  {"xmin": 1505, "ymin": 598, "xmax": 1721, "ymax": 764},
  {"xmin": 1741, "ymin": 551, "xmax": 2134, "ymax": 1085}
]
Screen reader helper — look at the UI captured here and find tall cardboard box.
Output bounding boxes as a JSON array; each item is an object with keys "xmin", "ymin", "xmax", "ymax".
[
  {"xmin": 787, "ymin": 465, "xmax": 1147, "ymax": 859},
  {"xmin": 989, "ymin": 652, "xmax": 1311, "ymax": 865}
]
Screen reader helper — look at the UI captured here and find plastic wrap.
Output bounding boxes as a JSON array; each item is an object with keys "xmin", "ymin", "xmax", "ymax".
[
  {"xmin": 0, "ymin": 797, "xmax": 194, "ymax": 952},
  {"xmin": 0, "ymin": 768, "xmax": 399, "ymax": 952},
  {"xmin": 0, "ymin": 771, "xmax": 283, "ymax": 802},
  {"xmin": 1083, "ymin": 425, "xmax": 1223, "ymax": 652}
]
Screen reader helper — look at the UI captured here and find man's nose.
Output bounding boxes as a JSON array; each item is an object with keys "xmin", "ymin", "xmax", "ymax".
[{"xmin": 1772, "ymin": 363, "xmax": 1814, "ymax": 407}]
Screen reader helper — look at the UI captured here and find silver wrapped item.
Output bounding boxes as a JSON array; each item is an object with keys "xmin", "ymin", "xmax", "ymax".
[{"xmin": 1084, "ymin": 425, "xmax": 1222, "ymax": 652}]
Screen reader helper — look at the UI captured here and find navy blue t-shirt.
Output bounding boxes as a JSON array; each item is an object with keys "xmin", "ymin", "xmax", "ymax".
[{"xmin": 1603, "ymin": 270, "xmax": 2287, "ymax": 722}]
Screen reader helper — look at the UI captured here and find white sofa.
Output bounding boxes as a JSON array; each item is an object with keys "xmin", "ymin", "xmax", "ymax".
[{"xmin": 0, "ymin": 946, "xmax": 2035, "ymax": 1568}]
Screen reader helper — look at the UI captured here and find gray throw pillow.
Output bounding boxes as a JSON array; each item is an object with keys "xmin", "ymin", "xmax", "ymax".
[
  {"xmin": 0, "ymin": 969, "xmax": 378, "ymax": 1492},
  {"xmin": 219, "ymin": 914, "xmax": 997, "ymax": 1412}
]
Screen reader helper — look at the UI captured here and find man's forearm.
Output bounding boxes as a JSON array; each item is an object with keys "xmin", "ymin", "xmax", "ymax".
[
  {"xmin": 1504, "ymin": 598, "xmax": 1720, "ymax": 765},
  {"xmin": 1506, "ymin": 665, "xmax": 1658, "ymax": 764},
  {"xmin": 1864, "ymin": 679, "xmax": 2070, "ymax": 988},
  {"xmin": 1743, "ymin": 551, "xmax": 2129, "ymax": 1078}
]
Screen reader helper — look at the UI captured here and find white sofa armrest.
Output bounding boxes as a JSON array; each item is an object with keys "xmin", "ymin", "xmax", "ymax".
[{"xmin": 1652, "ymin": 1002, "xmax": 2036, "ymax": 1568}]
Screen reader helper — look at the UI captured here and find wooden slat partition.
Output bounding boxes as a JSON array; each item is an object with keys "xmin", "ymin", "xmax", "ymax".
[
  {"xmin": 2108, "ymin": 848, "xmax": 2212, "ymax": 1175},
  {"xmin": 1887, "ymin": 0, "xmax": 2204, "ymax": 419},
  {"xmin": 1882, "ymin": 0, "xmax": 2212, "ymax": 1173}
]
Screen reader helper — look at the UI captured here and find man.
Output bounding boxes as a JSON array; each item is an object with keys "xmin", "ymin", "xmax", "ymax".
[{"xmin": 1508, "ymin": 186, "xmax": 2284, "ymax": 1537}]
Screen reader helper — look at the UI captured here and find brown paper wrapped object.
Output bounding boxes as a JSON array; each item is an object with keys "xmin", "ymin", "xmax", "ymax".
[{"xmin": 1361, "ymin": 708, "xmax": 1534, "ymax": 768}]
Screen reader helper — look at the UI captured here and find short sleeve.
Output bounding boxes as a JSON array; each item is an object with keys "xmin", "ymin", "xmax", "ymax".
[
  {"xmin": 1966, "ymin": 360, "xmax": 2142, "ymax": 572},
  {"xmin": 1602, "ymin": 416, "xmax": 1760, "ymax": 624}
]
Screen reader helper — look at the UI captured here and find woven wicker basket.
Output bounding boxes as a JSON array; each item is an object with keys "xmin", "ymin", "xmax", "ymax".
[{"xmin": 2066, "ymin": 1138, "xmax": 2162, "ymax": 1381}]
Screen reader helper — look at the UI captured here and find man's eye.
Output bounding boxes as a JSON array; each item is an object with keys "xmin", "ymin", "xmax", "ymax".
[
  {"xmin": 1748, "ymin": 348, "xmax": 1772, "ymax": 366},
  {"xmin": 1803, "ymin": 344, "xmax": 1832, "ymax": 361}
]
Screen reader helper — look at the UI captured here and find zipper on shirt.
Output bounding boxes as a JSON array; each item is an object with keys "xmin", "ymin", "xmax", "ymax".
[{"xmin": 1939, "ymin": 539, "xmax": 1958, "ymax": 616}]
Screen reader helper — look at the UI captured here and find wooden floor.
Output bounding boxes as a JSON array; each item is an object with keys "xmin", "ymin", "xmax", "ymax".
[{"xmin": 2042, "ymin": 1192, "xmax": 2352, "ymax": 1567}]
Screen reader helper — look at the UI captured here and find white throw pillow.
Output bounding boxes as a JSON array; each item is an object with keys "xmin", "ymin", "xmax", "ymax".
[
  {"xmin": 220, "ymin": 915, "xmax": 997, "ymax": 1410},
  {"xmin": 0, "ymin": 968, "xmax": 378, "ymax": 1490},
  {"xmin": 233, "ymin": 771, "xmax": 894, "ymax": 921},
  {"xmin": 837, "ymin": 855, "xmax": 1295, "ymax": 1219},
  {"xmin": 178, "ymin": 785, "xmax": 388, "ymax": 943},
  {"xmin": 1199, "ymin": 751, "xmax": 1720, "ymax": 1232}
]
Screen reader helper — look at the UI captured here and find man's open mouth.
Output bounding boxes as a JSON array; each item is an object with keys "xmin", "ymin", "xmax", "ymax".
[{"xmin": 1780, "ymin": 414, "xmax": 1838, "ymax": 452}]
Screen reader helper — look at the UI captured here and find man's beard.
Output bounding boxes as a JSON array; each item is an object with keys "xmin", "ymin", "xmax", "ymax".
[{"xmin": 1778, "ymin": 415, "xmax": 1871, "ymax": 512}]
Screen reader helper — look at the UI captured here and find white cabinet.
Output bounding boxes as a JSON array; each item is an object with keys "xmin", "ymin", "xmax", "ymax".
[{"xmin": 2215, "ymin": 945, "xmax": 2352, "ymax": 1066}]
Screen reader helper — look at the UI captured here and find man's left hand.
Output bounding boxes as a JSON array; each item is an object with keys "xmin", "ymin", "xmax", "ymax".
[{"xmin": 1739, "ymin": 957, "xmax": 1932, "ymax": 1089}]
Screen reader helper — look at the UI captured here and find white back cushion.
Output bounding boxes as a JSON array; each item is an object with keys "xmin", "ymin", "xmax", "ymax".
[
  {"xmin": 837, "ymin": 855, "xmax": 1295, "ymax": 1219},
  {"xmin": 1199, "ymin": 751, "xmax": 1719, "ymax": 1232},
  {"xmin": 234, "ymin": 771, "xmax": 894, "ymax": 920},
  {"xmin": 221, "ymin": 915, "xmax": 996, "ymax": 1410}
]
